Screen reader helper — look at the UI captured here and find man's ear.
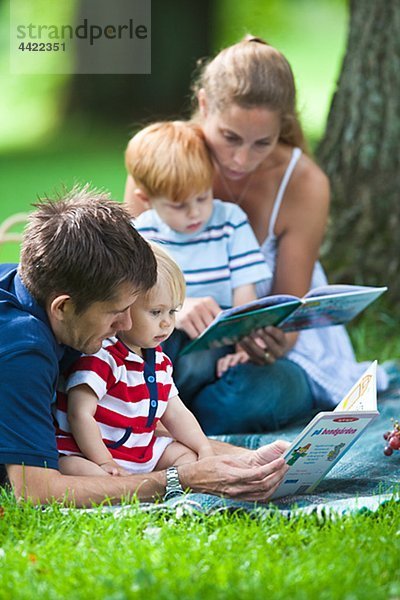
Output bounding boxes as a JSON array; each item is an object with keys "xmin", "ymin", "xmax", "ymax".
[
  {"xmin": 133, "ymin": 188, "xmax": 151, "ymax": 208},
  {"xmin": 197, "ymin": 88, "xmax": 208, "ymax": 118},
  {"xmin": 48, "ymin": 294, "xmax": 73, "ymax": 323}
]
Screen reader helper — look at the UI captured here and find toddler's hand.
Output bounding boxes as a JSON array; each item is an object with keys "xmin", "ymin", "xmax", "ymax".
[
  {"xmin": 99, "ymin": 460, "xmax": 130, "ymax": 476},
  {"xmin": 217, "ymin": 350, "xmax": 249, "ymax": 377},
  {"xmin": 176, "ymin": 296, "xmax": 221, "ymax": 338},
  {"xmin": 198, "ymin": 444, "xmax": 215, "ymax": 460}
]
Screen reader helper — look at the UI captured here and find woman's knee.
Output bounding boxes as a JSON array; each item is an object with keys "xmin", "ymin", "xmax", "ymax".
[{"xmin": 190, "ymin": 359, "xmax": 313, "ymax": 434}]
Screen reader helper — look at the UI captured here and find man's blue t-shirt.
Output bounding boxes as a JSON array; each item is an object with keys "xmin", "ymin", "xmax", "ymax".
[{"xmin": 0, "ymin": 265, "xmax": 79, "ymax": 471}]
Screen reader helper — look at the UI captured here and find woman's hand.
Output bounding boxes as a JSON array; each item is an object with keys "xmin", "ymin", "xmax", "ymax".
[
  {"xmin": 239, "ymin": 327, "xmax": 298, "ymax": 365},
  {"xmin": 176, "ymin": 296, "xmax": 221, "ymax": 339}
]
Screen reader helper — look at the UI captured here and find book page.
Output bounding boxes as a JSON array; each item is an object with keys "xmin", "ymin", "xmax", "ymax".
[
  {"xmin": 305, "ymin": 284, "xmax": 387, "ymax": 299},
  {"xmin": 270, "ymin": 410, "xmax": 378, "ymax": 499},
  {"xmin": 334, "ymin": 361, "xmax": 377, "ymax": 412},
  {"xmin": 270, "ymin": 362, "xmax": 378, "ymax": 500},
  {"xmin": 180, "ymin": 299, "xmax": 300, "ymax": 355},
  {"xmin": 218, "ymin": 294, "xmax": 299, "ymax": 320},
  {"xmin": 280, "ymin": 287, "xmax": 387, "ymax": 332}
]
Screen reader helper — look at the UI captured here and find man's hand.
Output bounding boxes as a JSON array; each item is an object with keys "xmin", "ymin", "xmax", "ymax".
[
  {"xmin": 179, "ymin": 440, "xmax": 290, "ymax": 502},
  {"xmin": 176, "ymin": 297, "xmax": 221, "ymax": 339},
  {"xmin": 6, "ymin": 440, "xmax": 289, "ymax": 506}
]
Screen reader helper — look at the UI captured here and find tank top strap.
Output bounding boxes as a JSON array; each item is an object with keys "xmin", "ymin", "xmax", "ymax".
[{"xmin": 268, "ymin": 147, "xmax": 302, "ymax": 237}]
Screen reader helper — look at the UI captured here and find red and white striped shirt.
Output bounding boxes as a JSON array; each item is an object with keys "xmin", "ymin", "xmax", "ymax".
[{"xmin": 55, "ymin": 337, "xmax": 178, "ymax": 466}]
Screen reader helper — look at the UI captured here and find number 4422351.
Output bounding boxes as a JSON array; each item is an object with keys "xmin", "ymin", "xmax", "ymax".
[{"xmin": 18, "ymin": 42, "xmax": 66, "ymax": 51}]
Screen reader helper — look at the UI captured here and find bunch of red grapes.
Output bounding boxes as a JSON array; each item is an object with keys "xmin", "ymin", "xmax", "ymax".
[{"xmin": 383, "ymin": 420, "xmax": 400, "ymax": 456}]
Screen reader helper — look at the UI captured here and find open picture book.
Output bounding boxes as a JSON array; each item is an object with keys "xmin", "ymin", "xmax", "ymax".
[
  {"xmin": 270, "ymin": 361, "xmax": 378, "ymax": 500},
  {"xmin": 180, "ymin": 284, "xmax": 387, "ymax": 355}
]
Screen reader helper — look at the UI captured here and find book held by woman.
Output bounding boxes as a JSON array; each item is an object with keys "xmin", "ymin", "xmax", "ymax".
[{"xmin": 180, "ymin": 285, "xmax": 387, "ymax": 355}]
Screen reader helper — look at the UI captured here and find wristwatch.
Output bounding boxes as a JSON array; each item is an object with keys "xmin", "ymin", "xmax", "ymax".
[{"xmin": 164, "ymin": 466, "xmax": 184, "ymax": 501}]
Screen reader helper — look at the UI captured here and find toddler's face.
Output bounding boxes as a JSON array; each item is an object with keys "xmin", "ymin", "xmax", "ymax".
[
  {"xmin": 119, "ymin": 284, "xmax": 179, "ymax": 352},
  {"xmin": 152, "ymin": 189, "xmax": 213, "ymax": 234}
]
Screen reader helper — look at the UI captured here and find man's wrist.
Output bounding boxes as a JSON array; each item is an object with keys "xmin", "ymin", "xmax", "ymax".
[
  {"xmin": 200, "ymin": 440, "xmax": 214, "ymax": 452},
  {"xmin": 173, "ymin": 461, "xmax": 196, "ymax": 494},
  {"xmin": 163, "ymin": 466, "xmax": 185, "ymax": 501}
]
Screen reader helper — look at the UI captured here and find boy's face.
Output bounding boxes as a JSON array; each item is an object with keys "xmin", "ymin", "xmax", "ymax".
[
  {"xmin": 119, "ymin": 284, "xmax": 179, "ymax": 352},
  {"xmin": 152, "ymin": 189, "xmax": 213, "ymax": 234}
]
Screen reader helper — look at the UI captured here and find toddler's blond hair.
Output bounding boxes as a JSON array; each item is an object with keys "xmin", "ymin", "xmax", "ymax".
[{"xmin": 147, "ymin": 242, "xmax": 186, "ymax": 307}]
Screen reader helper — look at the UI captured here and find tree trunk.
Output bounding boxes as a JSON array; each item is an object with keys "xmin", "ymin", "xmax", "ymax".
[{"xmin": 317, "ymin": 0, "xmax": 400, "ymax": 299}]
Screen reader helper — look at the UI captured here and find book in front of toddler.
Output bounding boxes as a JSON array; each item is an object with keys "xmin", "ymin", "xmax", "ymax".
[{"xmin": 271, "ymin": 360, "xmax": 379, "ymax": 499}]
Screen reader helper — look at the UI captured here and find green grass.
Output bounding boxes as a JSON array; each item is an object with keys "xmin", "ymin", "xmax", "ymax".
[
  {"xmin": 0, "ymin": 491, "xmax": 399, "ymax": 600},
  {"xmin": 347, "ymin": 300, "xmax": 400, "ymax": 362},
  {"xmin": 0, "ymin": 0, "xmax": 77, "ymax": 151}
]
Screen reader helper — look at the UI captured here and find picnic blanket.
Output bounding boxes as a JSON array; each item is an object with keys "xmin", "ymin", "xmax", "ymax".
[
  {"xmin": 68, "ymin": 361, "xmax": 400, "ymax": 518},
  {"xmin": 146, "ymin": 360, "xmax": 400, "ymax": 517}
]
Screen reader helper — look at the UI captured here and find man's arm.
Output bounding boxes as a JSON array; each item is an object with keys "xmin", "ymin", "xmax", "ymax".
[
  {"xmin": 6, "ymin": 440, "xmax": 289, "ymax": 506},
  {"xmin": 6, "ymin": 463, "xmax": 166, "ymax": 506}
]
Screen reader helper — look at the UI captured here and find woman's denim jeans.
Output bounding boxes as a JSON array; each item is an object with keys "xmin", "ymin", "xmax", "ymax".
[{"xmin": 163, "ymin": 330, "xmax": 313, "ymax": 435}]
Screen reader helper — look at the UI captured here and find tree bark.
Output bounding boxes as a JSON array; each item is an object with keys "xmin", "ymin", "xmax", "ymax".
[{"xmin": 317, "ymin": 0, "xmax": 400, "ymax": 298}]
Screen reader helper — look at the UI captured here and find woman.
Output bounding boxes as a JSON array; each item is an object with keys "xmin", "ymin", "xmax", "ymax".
[{"xmin": 125, "ymin": 36, "xmax": 388, "ymax": 434}]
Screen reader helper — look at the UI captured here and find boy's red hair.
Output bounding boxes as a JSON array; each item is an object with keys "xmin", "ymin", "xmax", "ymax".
[{"xmin": 125, "ymin": 121, "xmax": 214, "ymax": 203}]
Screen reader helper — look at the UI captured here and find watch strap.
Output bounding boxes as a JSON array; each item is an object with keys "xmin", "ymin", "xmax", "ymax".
[{"xmin": 164, "ymin": 466, "xmax": 184, "ymax": 501}]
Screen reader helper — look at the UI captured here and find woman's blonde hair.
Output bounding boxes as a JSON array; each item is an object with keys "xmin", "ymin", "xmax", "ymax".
[
  {"xmin": 192, "ymin": 35, "xmax": 308, "ymax": 152},
  {"xmin": 147, "ymin": 242, "xmax": 186, "ymax": 307},
  {"xmin": 125, "ymin": 121, "xmax": 214, "ymax": 203}
]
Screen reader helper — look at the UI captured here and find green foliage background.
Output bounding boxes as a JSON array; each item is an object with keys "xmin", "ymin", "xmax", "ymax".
[
  {"xmin": 213, "ymin": 0, "xmax": 347, "ymax": 142},
  {"xmin": 0, "ymin": 0, "xmax": 347, "ymax": 263}
]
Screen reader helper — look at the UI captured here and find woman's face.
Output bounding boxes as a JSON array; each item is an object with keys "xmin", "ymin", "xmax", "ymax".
[{"xmin": 200, "ymin": 96, "xmax": 281, "ymax": 181}]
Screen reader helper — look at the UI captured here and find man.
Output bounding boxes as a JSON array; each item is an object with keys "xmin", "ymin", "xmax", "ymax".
[{"xmin": 0, "ymin": 185, "xmax": 288, "ymax": 506}]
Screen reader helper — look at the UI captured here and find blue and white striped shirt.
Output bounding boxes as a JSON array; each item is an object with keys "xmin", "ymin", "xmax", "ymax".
[{"xmin": 134, "ymin": 200, "xmax": 271, "ymax": 309}]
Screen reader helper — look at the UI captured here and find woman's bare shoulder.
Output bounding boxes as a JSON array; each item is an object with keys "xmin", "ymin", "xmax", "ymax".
[
  {"xmin": 298, "ymin": 153, "xmax": 329, "ymax": 190},
  {"xmin": 287, "ymin": 152, "xmax": 330, "ymax": 211},
  {"xmin": 273, "ymin": 151, "xmax": 330, "ymax": 240}
]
